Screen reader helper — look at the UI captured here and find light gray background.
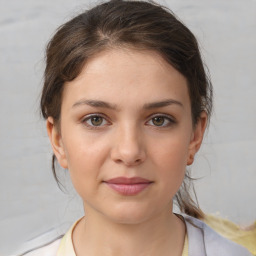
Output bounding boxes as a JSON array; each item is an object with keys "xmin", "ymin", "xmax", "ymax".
[{"xmin": 1, "ymin": 0, "xmax": 255, "ymax": 255}]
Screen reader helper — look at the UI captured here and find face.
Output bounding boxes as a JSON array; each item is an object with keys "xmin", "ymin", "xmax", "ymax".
[{"xmin": 47, "ymin": 48, "xmax": 206, "ymax": 224}]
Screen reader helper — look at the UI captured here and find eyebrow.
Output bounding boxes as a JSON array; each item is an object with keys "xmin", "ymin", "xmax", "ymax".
[
  {"xmin": 143, "ymin": 99, "xmax": 183, "ymax": 109},
  {"xmin": 72, "ymin": 99, "xmax": 183, "ymax": 110},
  {"xmin": 72, "ymin": 99, "xmax": 118, "ymax": 110}
]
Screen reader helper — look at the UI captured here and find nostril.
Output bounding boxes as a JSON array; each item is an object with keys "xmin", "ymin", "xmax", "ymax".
[
  {"xmin": 113, "ymin": 157, "xmax": 144, "ymax": 166},
  {"xmin": 110, "ymin": 132, "xmax": 146, "ymax": 166}
]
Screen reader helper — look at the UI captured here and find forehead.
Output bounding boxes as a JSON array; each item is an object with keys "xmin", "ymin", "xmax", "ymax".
[
  {"xmin": 62, "ymin": 48, "xmax": 190, "ymax": 109},
  {"xmin": 74, "ymin": 48, "xmax": 185, "ymax": 83}
]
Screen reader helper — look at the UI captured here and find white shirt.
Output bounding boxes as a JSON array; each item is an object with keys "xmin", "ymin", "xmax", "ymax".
[{"xmin": 17, "ymin": 215, "xmax": 252, "ymax": 256}]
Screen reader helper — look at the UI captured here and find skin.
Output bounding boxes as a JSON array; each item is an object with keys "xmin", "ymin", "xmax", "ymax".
[{"xmin": 47, "ymin": 48, "xmax": 207, "ymax": 256}]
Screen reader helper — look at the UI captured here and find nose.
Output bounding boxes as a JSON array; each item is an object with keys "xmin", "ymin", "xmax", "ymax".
[{"xmin": 110, "ymin": 125, "xmax": 146, "ymax": 166}]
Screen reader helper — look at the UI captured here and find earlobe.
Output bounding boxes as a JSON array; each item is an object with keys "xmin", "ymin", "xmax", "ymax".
[
  {"xmin": 187, "ymin": 112, "xmax": 208, "ymax": 165},
  {"xmin": 46, "ymin": 117, "xmax": 68, "ymax": 169},
  {"xmin": 187, "ymin": 154, "xmax": 194, "ymax": 166}
]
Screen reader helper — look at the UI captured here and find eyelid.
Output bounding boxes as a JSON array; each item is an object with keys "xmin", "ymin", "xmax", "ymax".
[
  {"xmin": 80, "ymin": 112, "xmax": 176, "ymax": 128},
  {"xmin": 81, "ymin": 113, "xmax": 111, "ymax": 128},
  {"xmin": 146, "ymin": 113, "xmax": 176, "ymax": 127}
]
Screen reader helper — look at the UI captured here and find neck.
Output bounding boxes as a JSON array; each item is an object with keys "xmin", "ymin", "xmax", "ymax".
[{"xmin": 73, "ymin": 207, "xmax": 185, "ymax": 256}]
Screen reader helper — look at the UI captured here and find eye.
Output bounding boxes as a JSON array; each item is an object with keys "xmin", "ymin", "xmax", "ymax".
[
  {"xmin": 147, "ymin": 115, "xmax": 175, "ymax": 127},
  {"xmin": 82, "ymin": 114, "xmax": 109, "ymax": 128}
]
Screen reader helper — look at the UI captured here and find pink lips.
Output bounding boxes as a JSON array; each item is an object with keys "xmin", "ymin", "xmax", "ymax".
[{"xmin": 104, "ymin": 177, "xmax": 152, "ymax": 196}]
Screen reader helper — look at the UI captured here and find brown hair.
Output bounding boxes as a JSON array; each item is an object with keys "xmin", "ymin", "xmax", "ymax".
[{"xmin": 41, "ymin": 0, "xmax": 212, "ymax": 219}]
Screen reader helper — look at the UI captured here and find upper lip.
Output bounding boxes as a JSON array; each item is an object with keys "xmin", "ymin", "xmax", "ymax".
[{"xmin": 104, "ymin": 177, "xmax": 152, "ymax": 184}]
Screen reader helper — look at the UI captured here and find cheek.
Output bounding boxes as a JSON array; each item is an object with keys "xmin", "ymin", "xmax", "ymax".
[
  {"xmin": 61, "ymin": 133, "xmax": 109, "ymax": 193},
  {"xmin": 159, "ymin": 148, "xmax": 187, "ymax": 184},
  {"xmin": 63, "ymin": 128, "xmax": 108, "ymax": 167},
  {"xmin": 151, "ymin": 133, "xmax": 190, "ymax": 169},
  {"xmin": 150, "ymin": 136, "xmax": 190, "ymax": 191}
]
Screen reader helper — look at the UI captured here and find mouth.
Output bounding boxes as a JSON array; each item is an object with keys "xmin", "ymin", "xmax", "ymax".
[{"xmin": 103, "ymin": 177, "xmax": 153, "ymax": 196}]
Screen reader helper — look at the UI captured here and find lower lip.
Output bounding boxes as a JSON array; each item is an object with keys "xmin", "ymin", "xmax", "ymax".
[{"xmin": 105, "ymin": 183, "xmax": 151, "ymax": 196}]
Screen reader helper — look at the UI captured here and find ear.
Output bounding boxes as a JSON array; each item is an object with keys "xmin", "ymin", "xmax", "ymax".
[
  {"xmin": 187, "ymin": 112, "xmax": 208, "ymax": 166},
  {"xmin": 46, "ymin": 117, "xmax": 68, "ymax": 169}
]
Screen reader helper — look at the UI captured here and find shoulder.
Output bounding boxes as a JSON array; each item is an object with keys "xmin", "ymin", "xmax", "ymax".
[
  {"xmin": 20, "ymin": 238, "xmax": 61, "ymax": 256},
  {"xmin": 183, "ymin": 215, "xmax": 252, "ymax": 256},
  {"xmin": 16, "ymin": 218, "xmax": 81, "ymax": 256}
]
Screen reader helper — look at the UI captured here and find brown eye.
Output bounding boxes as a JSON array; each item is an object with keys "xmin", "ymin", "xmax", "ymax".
[
  {"xmin": 90, "ymin": 116, "xmax": 103, "ymax": 126},
  {"xmin": 147, "ymin": 115, "xmax": 175, "ymax": 127},
  {"xmin": 152, "ymin": 117, "xmax": 165, "ymax": 126},
  {"xmin": 83, "ymin": 115, "xmax": 108, "ymax": 128}
]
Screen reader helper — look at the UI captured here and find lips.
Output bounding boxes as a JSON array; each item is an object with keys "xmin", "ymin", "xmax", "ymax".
[{"xmin": 104, "ymin": 177, "xmax": 153, "ymax": 196}]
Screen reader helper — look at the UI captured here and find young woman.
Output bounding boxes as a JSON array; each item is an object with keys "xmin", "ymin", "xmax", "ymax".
[{"xmin": 26, "ymin": 0, "xmax": 252, "ymax": 255}]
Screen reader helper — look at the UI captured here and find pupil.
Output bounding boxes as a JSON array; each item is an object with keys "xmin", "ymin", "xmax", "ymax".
[
  {"xmin": 153, "ymin": 117, "xmax": 164, "ymax": 126},
  {"xmin": 91, "ymin": 116, "xmax": 103, "ymax": 126}
]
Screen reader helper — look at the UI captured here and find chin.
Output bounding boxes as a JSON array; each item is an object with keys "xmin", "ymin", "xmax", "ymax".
[{"xmin": 104, "ymin": 202, "xmax": 158, "ymax": 225}]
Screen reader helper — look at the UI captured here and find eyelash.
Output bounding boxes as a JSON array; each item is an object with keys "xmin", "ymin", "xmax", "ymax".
[
  {"xmin": 146, "ymin": 114, "xmax": 176, "ymax": 128},
  {"xmin": 81, "ymin": 113, "xmax": 176, "ymax": 129},
  {"xmin": 81, "ymin": 114, "xmax": 110, "ymax": 130}
]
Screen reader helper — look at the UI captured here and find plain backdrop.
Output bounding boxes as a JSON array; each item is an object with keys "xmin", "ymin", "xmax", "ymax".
[{"xmin": 0, "ymin": 0, "xmax": 255, "ymax": 254}]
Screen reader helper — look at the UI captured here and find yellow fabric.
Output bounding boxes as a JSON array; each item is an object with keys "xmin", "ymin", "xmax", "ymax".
[
  {"xmin": 57, "ymin": 218, "xmax": 189, "ymax": 255},
  {"xmin": 57, "ymin": 214, "xmax": 256, "ymax": 256},
  {"xmin": 57, "ymin": 219, "xmax": 78, "ymax": 256},
  {"xmin": 204, "ymin": 214, "xmax": 256, "ymax": 256},
  {"xmin": 182, "ymin": 234, "xmax": 189, "ymax": 256}
]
